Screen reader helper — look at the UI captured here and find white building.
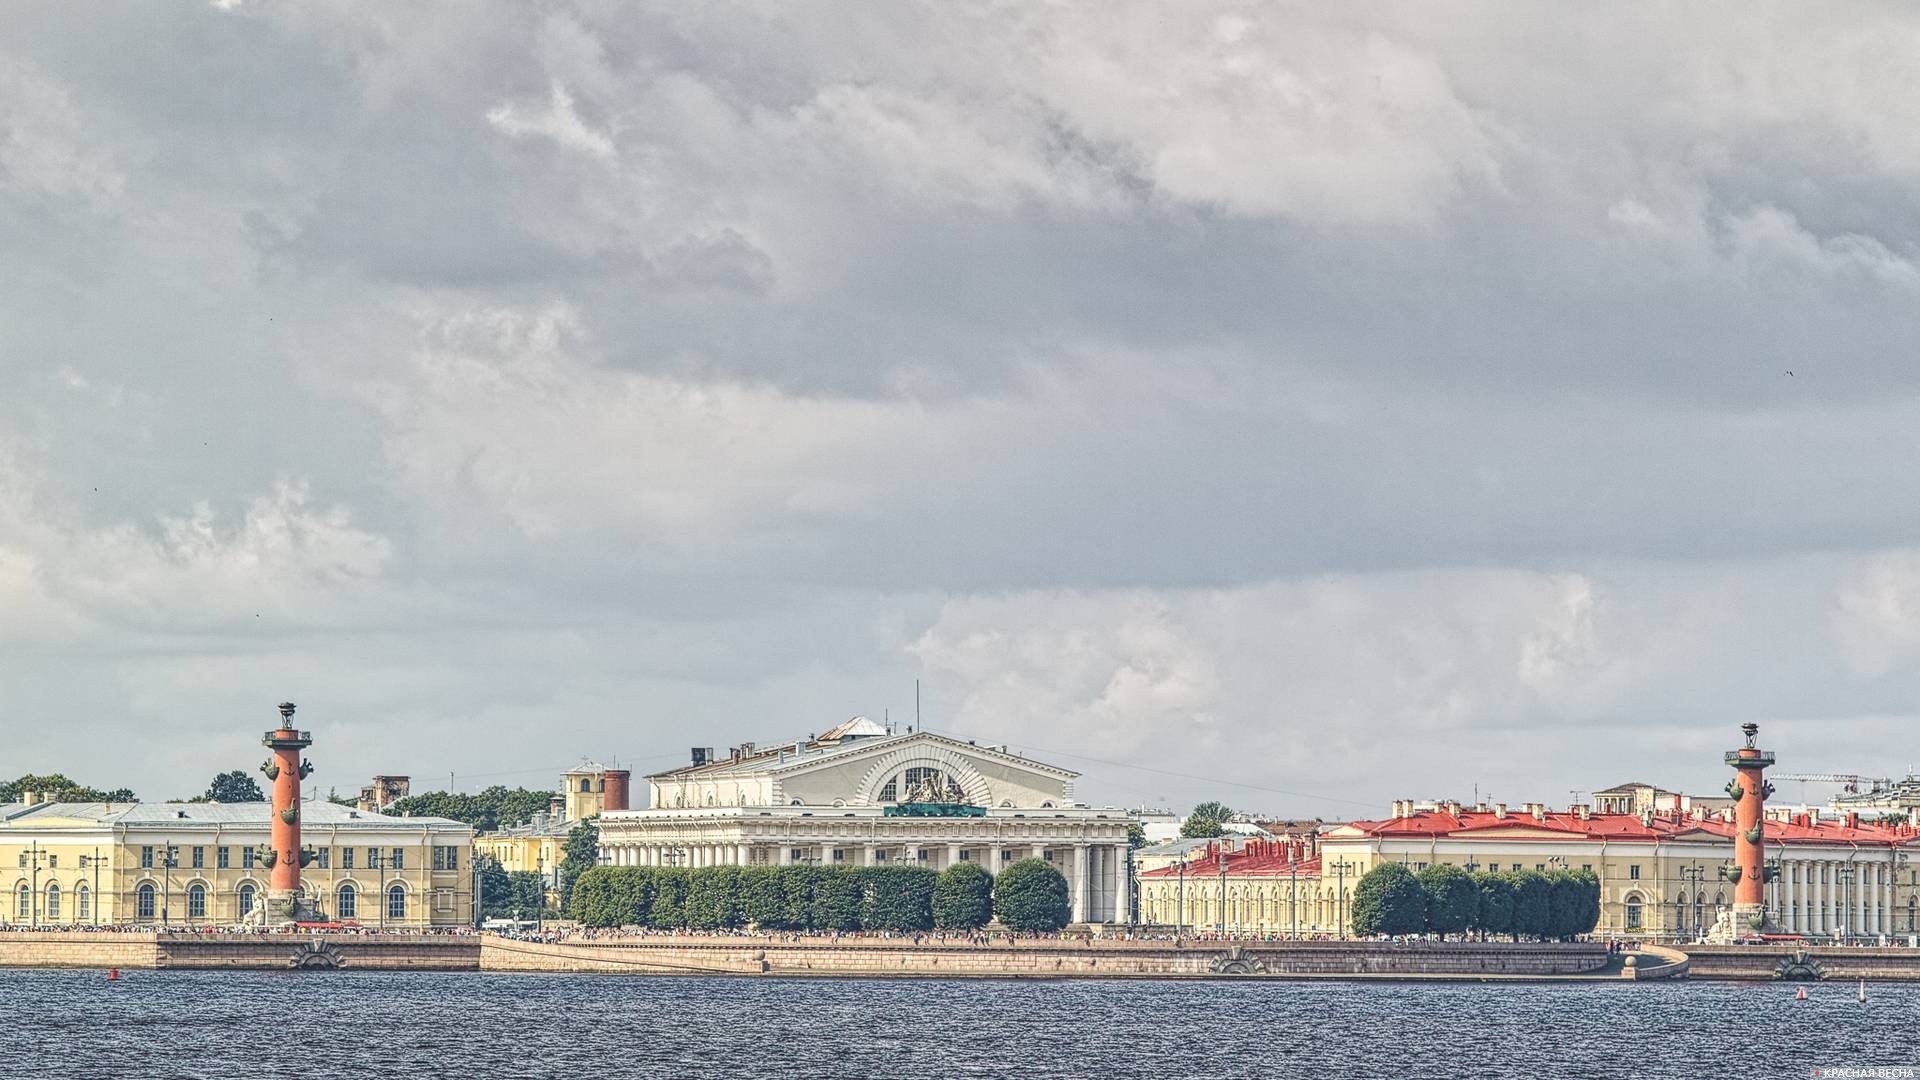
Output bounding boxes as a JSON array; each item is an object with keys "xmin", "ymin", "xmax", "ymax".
[{"xmin": 594, "ymin": 717, "xmax": 1136, "ymax": 923}]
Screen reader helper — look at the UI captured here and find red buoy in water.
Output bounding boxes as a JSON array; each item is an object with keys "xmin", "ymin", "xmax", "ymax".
[
  {"xmin": 1795, "ymin": 986, "xmax": 1806, "ymax": 1001},
  {"xmin": 107, "ymin": 969, "xmax": 119, "ymax": 981}
]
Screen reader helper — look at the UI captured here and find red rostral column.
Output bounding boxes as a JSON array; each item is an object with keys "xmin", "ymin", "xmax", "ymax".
[
  {"xmin": 262, "ymin": 702, "xmax": 313, "ymax": 920},
  {"xmin": 1725, "ymin": 721, "xmax": 1776, "ymax": 930}
]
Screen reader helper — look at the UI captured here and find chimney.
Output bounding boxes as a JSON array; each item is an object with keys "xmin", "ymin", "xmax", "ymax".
[
  {"xmin": 1493, "ymin": 802, "xmax": 1507, "ymax": 819},
  {"xmin": 1443, "ymin": 800, "xmax": 1462, "ymax": 816},
  {"xmin": 739, "ymin": 742, "xmax": 755, "ymax": 757},
  {"xmin": 1572, "ymin": 804, "xmax": 1591, "ymax": 820},
  {"xmin": 21, "ymin": 790, "xmax": 38, "ymax": 807},
  {"xmin": 1847, "ymin": 811, "xmax": 1859, "ymax": 831},
  {"xmin": 604, "ymin": 770, "xmax": 631, "ymax": 812},
  {"xmin": 549, "ymin": 795, "xmax": 565, "ymax": 817},
  {"xmin": 691, "ymin": 747, "xmax": 708, "ymax": 766},
  {"xmin": 1526, "ymin": 802, "xmax": 1546, "ymax": 821}
]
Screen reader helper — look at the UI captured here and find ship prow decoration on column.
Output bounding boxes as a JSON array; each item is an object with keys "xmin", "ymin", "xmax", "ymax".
[
  {"xmin": 261, "ymin": 702, "xmax": 320, "ymax": 926},
  {"xmin": 1708, "ymin": 722, "xmax": 1779, "ymax": 942}
]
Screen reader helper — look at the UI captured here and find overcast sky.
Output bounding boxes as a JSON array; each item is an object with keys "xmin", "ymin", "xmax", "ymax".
[{"xmin": 4, "ymin": 3, "xmax": 1919, "ymax": 814}]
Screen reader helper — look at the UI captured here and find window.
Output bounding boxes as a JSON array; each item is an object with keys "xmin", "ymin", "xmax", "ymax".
[
  {"xmin": 1416, "ymin": 862, "xmax": 1428, "ymax": 872},
  {"xmin": 15, "ymin": 884, "xmax": 29, "ymax": 918},
  {"xmin": 47, "ymin": 855, "xmax": 56, "ymax": 869},
  {"xmin": 959, "ymin": 851, "xmax": 972, "ymax": 862},
  {"xmin": 391, "ymin": 848, "xmax": 404, "ymax": 870},
  {"xmin": 14, "ymin": 854, "xmax": 22, "ymax": 868},
  {"xmin": 218, "ymin": 847, "xmax": 230, "ymax": 870},
  {"xmin": 142, "ymin": 846, "xmax": 154, "ymax": 869},
  {"xmin": 388, "ymin": 885, "xmax": 406, "ymax": 920},
  {"xmin": 1583, "ymin": 865, "xmax": 1593, "ymax": 874},
  {"xmin": 831, "ymin": 849, "xmax": 845, "ymax": 863},
  {"xmin": 238, "ymin": 884, "xmax": 254, "ymax": 918},
  {"xmin": 337, "ymin": 884, "xmax": 357, "ymax": 919},
  {"xmin": 341, "ymin": 847, "xmax": 355, "ymax": 870},
  {"xmin": 76, "ymin": 884, "xmax": 90, "ymax": 921},
  {"xmin": 187, "ymin": 884, "xmax": 206, "ymax": 919},
  {"xmin": 1625, "ymin": 895, "xmax": 1643, "ymax": 930},
  {"xmin": 1536, "ymin": 864, "xmax": 1545, "ymax": 872},
  {"xmin": 45, "ymin": 883, "xmax": 59, "ymax": 919},
  {"xmin": 432, "ymin": 847, "xmax": 446, "ymax": 871},
  {"xmin": 580, "ymin": 778, "xmax": 591, "ymax": 792},
  {"xmin": 318, "ymin": 848, "xmax": 330, "ymax": 869},
  {"xmin": 1629, "ymin": 865, "xmax": 1641, "ymax": 880},
  {"xmin": 242, "ymin": 847, "xmax": 254, "ymax": 870},
  {"xmin": 192, "ymin": 846, "xmax": 205, "ymax": 870},
  {"xmin": 137, "ymin": 883, "xmax": 156, "ymax": 920},
  {"xmin": 366, "ymin": 848, "xmax": 380, "ymax": 870},
  {"xmin": 444, "ymin": 847, "xmax": 456, "ymax": 872}
]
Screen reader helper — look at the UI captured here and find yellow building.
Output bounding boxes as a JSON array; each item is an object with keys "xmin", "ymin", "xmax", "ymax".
[
  {"xmin": 1, "ymin": 795, "xmax": 474, "ymax": 928},
  {"xmin": 473, "ymin": 760, "xmax": 628, "ymax": 905},
  {"xmin": 1139, "ymin": 800, "xmax": 1920, "ymax": 941}
]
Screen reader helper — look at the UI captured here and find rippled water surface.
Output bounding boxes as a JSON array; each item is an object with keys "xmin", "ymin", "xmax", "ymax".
[{"xmin": 5, "ymin": 970, "xmax": 1918, "ymax": 1079}]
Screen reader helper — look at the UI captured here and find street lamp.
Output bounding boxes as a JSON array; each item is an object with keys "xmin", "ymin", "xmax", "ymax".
[
  {"xmin": 160, "ymin": 844, "xmax": 179, "ymax": 928},
  {"xmin": 1837, "ymin": 863, "xmax": 1858, "ymax": 943},
  {"xmin": 25, "ymin": 842, "xmax": 50, "ymax": 929},
  {"xmin": 1175, "ymin": 858, "xmax": 1186, "ymax": 937},
  {"xmin": 1680, "ymin": 864, "xmax": 1705, "ymax": 942},
  {"xmin": 1217, "ymin": 854, "xmax": 1231, "ymax": 938}
]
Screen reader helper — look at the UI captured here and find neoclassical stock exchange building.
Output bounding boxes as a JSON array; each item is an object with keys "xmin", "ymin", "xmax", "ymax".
[{"xmin": 594, "ymin": 718, "xmax": 1135, "ymax": 924}]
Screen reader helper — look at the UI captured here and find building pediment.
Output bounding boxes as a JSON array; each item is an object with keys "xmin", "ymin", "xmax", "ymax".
[{"xmin": 770, "ymin": 732, "xmax": 1077, "ymax": 809}]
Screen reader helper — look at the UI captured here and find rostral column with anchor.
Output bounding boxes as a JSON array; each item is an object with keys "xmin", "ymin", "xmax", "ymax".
[
  {"xmin": 260, "ymin": 702, "xmax": 318, "ymax": 924},
  {"xmin": 1718, "ymin": 721, "xmax": 1779, "ymax": 938}
]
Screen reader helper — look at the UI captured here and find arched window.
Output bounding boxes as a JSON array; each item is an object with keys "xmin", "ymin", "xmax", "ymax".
[
  {"xmin": 76, "ymin": 883, "xmax": 90, "ymax": 921},
  {"xmin": 1625, "ymin": 893, "xmax": 1644, "ymax": 930},
  {"xmin": 238, "ymin": 884, "xmax": 254, "ymax": 918},
  {"xmin": 187, "ymin": 884, "xmax": 206, "ymax": 919},
  {"xmin": 14, "ymin": 883, "xmax": 28, "ymax": 919},
  {"xmin": 579, "ymin": 778, "xmax": 591, "ymax": 793},
  {"xmin": 388, "ymin": 884, "xmax": 406, "ymax": 920},
  {"xmin": 137, "ymin": 883, "xmax": 156, "ymax": 920},
  {"xmin": 337, "ymin": 884, "xmax": 357, "ymax": 919},
  {"xmin": 45, "ymin": 883, "xmax": 59, "ymax": 920}
]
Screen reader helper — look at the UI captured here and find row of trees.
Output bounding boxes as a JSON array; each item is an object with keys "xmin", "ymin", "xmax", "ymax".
[
  {"xmin": 1, "ymin": 773, "xmax": 137, "ymax": 803},
  {"xmin": 568, "ymin": 858, "xmax": 1072, "ymax": 933},
  {"xmin": 385, "ymin": 786, "xmax": 558, "ymax": 831},
  {"xmin": 1350, "ymin": 863, "xmax": 1602, "ymax": 940}
]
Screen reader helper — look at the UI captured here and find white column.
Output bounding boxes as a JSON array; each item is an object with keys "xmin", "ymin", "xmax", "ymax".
[
  {"xmin": 989, "ymin": 845, "xmax": 1004, "ymax": 873},
  {"xmin": 1868, "ymin": 863, "xmax": 1879, "ymax": 936},
  {"xmin": 736, "ymin": 844, "xmax": 750, "ymax": 866},
  {"xmin": 1790, "ymin": 863, "xmax": 1802, "ymax": 933},
  {"xmin": 1821, "ymin": 860, "xmax": 1832, "ymax": 934},
  {"xmin": 863, "ymin": 844, "xmax": 878, "ymax": 867},
  {"xmin": 946, "ymin": 843, "xmax": 962, "ymax": 871},
  {"xmin": 818, "ymin": 843, "xmax": 833, "ymax": 866},
  {"xmin": 1112, "ymin": 844, "xmax": 1129, "ymax": 924},
  {"xmin": 1070, "ymin": 845, "xmax": 1089, "ymax": 924},
  {"xmin": 1031, "ymin": 843, "xmax": 1047, "ymax": 862},
  {"xmin": 777, "ymin": 844, "xmax": 792, "ymax": 866}
]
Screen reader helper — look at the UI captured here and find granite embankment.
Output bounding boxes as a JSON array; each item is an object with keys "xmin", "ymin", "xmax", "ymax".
[
  {"xmin": 477, "ymin": 935, "xmax": 1619, "ymax": 980},
  {"xmin": 0, "ymin": 932, "xmax": 478, "ymax": 970}
]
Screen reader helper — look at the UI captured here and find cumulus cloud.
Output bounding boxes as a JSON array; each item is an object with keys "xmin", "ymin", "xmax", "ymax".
[{"xmin": 6, "ymin": 3, "xmax": 1920, "ymax": 803}]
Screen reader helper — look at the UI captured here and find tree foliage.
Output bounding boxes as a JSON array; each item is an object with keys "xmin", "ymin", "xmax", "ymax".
[
  {"xmin": 557, "ymin": 817, "xmax": 599, "ymax": 910},
  {"xmin": 474, "ymin": 854, "xmax": 514, "ymax": 919},
  {"xmin": 0, "ymin": 773, "xmax": 136, "ymax": 803},
  {"xmin": 567, "ymin": 865, "xmax": 939, "ymax": 932},
  {"xmin": 994, "ymin": 858, "xmax": 1071, "ymax": 932},
  {"xmin": 932, "ymin": 861, "xmax": 993, "ymax": 930},
  {"xmin": 1179, "ymin": 801, "xmax": 1235, "ymax": 839},
  {"xmin": 1508, "ymin": 870, "xmax": 1552, "ymax": 940},
  {"xmin": 385, "ymin": 786, "xmax": 556, "ymax": 830},
  {"xmin": 1417, "ymin": 863, "xmax": 1478, "ymax": 939},
  {"xmin": 1350, "ymin": 863, "xmax": 1426, "ymax": 936},
  {"xmin": 1471, "ymin": 872, "xmax": 1515, "ymax": 939},
  {"xmin": 200, "ymin": 770, "xmax": 265, "ymax": 803}
]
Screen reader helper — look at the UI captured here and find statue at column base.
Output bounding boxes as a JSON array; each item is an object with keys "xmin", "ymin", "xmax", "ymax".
[
  {"xmin": 259, "ymin": 888, "xmax": 324, "ymax": 927},
  {"xmin": 1705, "ymin": 902, "xmax": 1772, "ymax": 943}
]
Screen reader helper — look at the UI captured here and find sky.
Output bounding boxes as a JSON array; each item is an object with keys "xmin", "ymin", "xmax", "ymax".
[{"xmin": 4, "ymin": 3, "xmax": 1920, "ymax": 815}]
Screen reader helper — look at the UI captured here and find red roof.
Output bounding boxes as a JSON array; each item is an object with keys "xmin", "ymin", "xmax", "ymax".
[
  {"xmin": 1140, "ymin": 838, "xmax": 1321, "ymax": 878},
  {"xmin": 1336, "ymin": 807, "xmax": 1920, "ymax": 847}
]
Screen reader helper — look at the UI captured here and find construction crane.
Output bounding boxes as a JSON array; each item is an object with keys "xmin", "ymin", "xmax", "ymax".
[{"xmin": 1773, "ymin": 773, "xmax": 1889, "ymax": 796}]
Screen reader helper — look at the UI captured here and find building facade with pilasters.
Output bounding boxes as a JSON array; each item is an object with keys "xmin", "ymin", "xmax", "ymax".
[{"xmin": 594, "ymin": 719, "xmax": 1135, "ymax": 924}]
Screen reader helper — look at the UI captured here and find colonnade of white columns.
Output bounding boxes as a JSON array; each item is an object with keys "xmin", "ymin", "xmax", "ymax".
[{"xmin": 1774, "ymin": 858, "xmax": 1914, "ymax": 938}]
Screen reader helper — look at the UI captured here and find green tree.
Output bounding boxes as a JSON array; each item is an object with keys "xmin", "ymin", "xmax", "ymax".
[
  {"xmin": 475, "ymin": 854, "xmax": 515, "ymax": 919},
  {"xmin": 1545, "ymin": 869, "xmax": 1601, "ymax": 940},
  {"xmin": 685, "ymin": 866, "xmax": 744, "ymax": 929},
  {"xmin": 200, "ymin": 770, "xmax": 265, "ymax": 803},
  {"xmin": 1417, "ymin": 863, "xmax": 1478, "ymax": 939},
  {"xmin": 994, "ymin": 858, "xmax": 1071, "ymax": 932},
  {"xmin": 1126, "ymin": 822, "xmax": 1148, "ymax": 849},
  {"xmin": 808, "ymin": 867, "xmax": 862, "ymax": 931},
  {"xmin": 1179, "ymin": 801, "xmax": 1235, "ymax": 839},
  {"xmin": 386, "ymin": 786, "xmax": 556, "ymax": 830},
  {"xmin": 859, "ymin": 867, "xmax": 936, "ymax": 931},
  {"xmin": 325, "ymin": 787, "xmax": 357, "ymax": 807},
  {"xmin": 1350, "ymin": 862, "xmax": 1426, "ymax": 937},
  {"xmin": 504, "ymin": 871, "xmax": 550, "ymax": 918},
  {"xmin": 0, "ymin": 774, "xmax": 136, "ymax": 803},
  {"xmin": 932, "ymin": 862, "xmax": 993, "ymax": 929},
  {"xmin": 557, "ymin": 817, "xmax": 599, "ymax": 911},
  {"xmin": 649, "ymin": 869, "xmax": 689, "ymax": 927},
  {"xmin": 741, "ymin": 867, "xmax": 792, "ymax": 929},
  {"xmin": 1471, "ymin": 872, "xmax": 1515, "ymax": 940},
  {"xmin": 1508, "ymin": 870, "xmax": 1552, "ymax": 940}
]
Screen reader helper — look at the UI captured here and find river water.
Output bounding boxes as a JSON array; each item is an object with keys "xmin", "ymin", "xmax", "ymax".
[{"xmin": 3, "ymin": 970, "xmax": 1916, "ymax": 1078}]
